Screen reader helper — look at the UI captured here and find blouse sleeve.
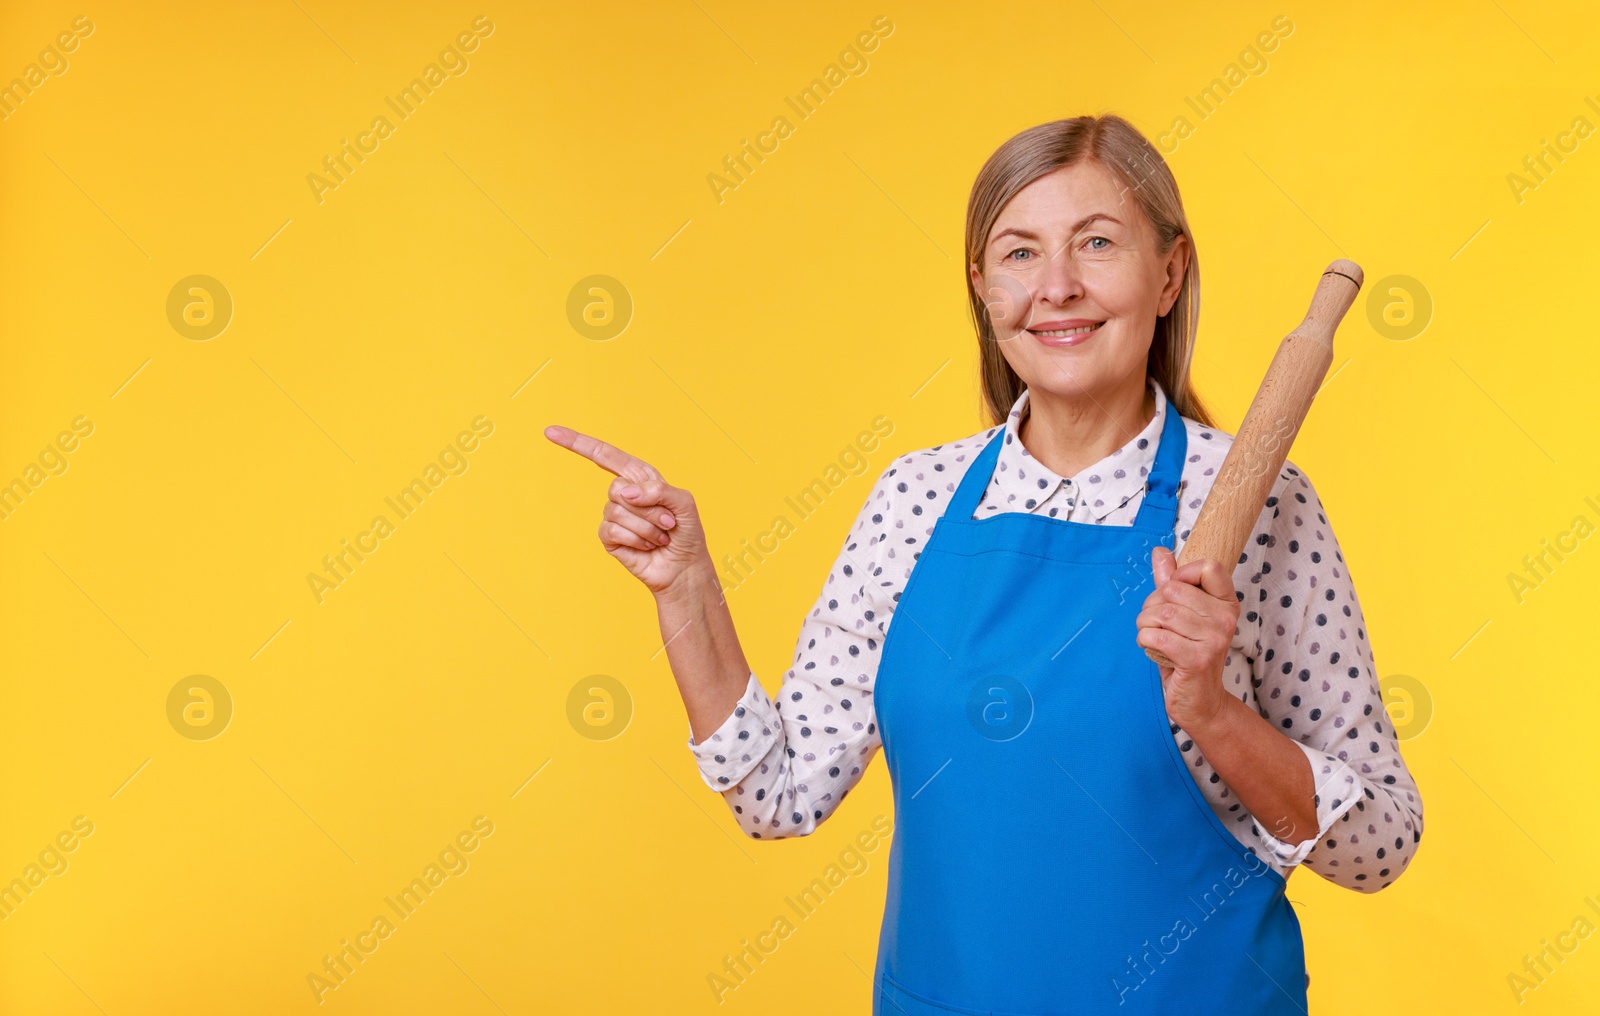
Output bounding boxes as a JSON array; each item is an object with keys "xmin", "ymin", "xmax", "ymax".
[
  {"xmin": 684, "ymin": 463, "xmax": 901, "ymax": 838},
  {"xmin": 1234, "ymin": 462, "xmax": 1424, "ymax": 892}
]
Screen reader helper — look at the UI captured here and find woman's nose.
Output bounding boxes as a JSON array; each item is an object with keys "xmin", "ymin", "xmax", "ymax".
[{"xmin": 1036, "ymin": 245, "xmax": 1085, "ymax": 304}]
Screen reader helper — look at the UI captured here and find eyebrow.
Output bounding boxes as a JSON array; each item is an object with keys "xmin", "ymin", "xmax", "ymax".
[{"xmin": 988, "ymin": 213, "xmax": 1123, "ymax": 248}]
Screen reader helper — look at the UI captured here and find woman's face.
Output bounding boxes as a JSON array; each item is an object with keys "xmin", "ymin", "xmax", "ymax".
[{"xmin": 970, "ymin": 159, "xmax": 1189, "ymax": 401}]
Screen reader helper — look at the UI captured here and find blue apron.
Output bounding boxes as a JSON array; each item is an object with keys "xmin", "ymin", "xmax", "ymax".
[{"xmin": 872, "ymin": 402, "xmax": 1308, "ymax": 1015}]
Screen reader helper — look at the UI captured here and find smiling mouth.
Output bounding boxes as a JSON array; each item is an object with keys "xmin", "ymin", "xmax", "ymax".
[{"xmin": 1029, "ymin": 323, "xmax": 1103, "ymax": 337}]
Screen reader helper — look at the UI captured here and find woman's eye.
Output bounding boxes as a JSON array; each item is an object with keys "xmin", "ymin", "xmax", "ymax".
[
  {"xmin": 1086, "ymin": 236, "xmax": 1111, "ymax": 250},
  {"xmin": 1006, "ymin": 248, "xmax": 1032, "ymax": 261}
]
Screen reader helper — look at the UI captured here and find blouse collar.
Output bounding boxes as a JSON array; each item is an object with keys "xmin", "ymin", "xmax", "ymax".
[{"xmin": 983, "ymin": 376, "xmax": 1171, "ymax": 522}]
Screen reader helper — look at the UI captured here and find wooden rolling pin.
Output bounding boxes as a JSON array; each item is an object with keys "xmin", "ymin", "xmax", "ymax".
[{"xmin": 1144, "ymin": 259, "xmax": 1364, "ymax": 670}]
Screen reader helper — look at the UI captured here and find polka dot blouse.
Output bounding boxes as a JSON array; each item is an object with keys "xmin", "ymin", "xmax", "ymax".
[{"xmin": 687, "ymin": 376, "xmax": 1424, "ymax": 891}]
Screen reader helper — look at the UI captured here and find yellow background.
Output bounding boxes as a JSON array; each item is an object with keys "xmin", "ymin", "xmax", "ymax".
[{"xmin": 1, "ymin": 0, "xmax": 1596, "ymax": 1012}]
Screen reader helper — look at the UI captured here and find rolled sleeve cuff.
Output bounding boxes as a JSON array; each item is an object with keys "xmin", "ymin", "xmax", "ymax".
[
  {"xmin": 686, "ymin": 671, "xmax": 779, "ymax": 792},
  {"xmin": 1252, "ymin": 741, "xmax": 1363, "ymax": 867}
]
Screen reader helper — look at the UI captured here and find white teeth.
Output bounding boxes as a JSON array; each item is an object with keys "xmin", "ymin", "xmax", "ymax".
[{"xmin": 1033, "ymin": 323, "xmax": 1101, "ymax": 337}]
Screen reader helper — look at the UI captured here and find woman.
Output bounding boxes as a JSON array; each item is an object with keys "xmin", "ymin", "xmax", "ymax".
[{"xmin": 546, "ymin": 114, "xmax": 1423, "ymax": 1014}]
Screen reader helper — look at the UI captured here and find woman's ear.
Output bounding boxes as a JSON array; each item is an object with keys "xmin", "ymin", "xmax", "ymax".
[{"xmin": 1156, "ymin": 234, "xmax": 1190, "ymax": 317}]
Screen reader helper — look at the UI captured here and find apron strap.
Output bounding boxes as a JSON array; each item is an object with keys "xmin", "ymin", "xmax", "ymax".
[
  {"xmin": 947, "ymin": 426, "xmax": 1007, "ymax": 522},
  {"xmin": 1132, "ymin": 389, "xmax": 1185, "ymax": 532}
]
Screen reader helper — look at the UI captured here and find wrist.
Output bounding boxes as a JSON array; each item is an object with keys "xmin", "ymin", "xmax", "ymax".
[
  {"xmin": 1182, "ymin": 691, "xmax": 1244, "ymax": 745},
  {"xmin": 656, "ymin": 554, "xmax": 721, "ymax": 608}
]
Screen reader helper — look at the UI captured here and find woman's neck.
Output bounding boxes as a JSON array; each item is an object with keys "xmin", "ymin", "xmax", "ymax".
[{"xmin": 1019, "ymin": 375, "xmax": 1156, "ymax": 480}]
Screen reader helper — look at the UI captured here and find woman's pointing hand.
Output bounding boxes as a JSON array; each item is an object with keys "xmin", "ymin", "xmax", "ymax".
[{"xmin": 544, "ymin": 424, "xmax": 709, "ymax": 597}]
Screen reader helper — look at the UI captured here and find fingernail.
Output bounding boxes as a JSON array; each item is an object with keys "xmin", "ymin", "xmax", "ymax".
[
  {"xmin": 659, "ymin": 513, "xmax": 674, "ymax": 528},
  {"xmin": 621, "ymin": 486, "xmax": 639, "ymax": 499}
]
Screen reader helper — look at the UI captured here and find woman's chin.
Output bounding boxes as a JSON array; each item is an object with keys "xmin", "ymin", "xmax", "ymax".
[{"xmin": 1022, "ymin": 348, "xmax": 1115, "ymax": 382}]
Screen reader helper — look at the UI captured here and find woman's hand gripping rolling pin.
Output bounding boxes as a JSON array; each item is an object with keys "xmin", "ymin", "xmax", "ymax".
[{"xmin": 1135, "ymin": 546, "xmax": 1238, "ymax": 735}]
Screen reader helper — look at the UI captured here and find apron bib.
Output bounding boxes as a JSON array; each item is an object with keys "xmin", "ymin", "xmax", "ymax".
[{"xmin": 872, "ymin": 403, "xmax": 1308, "ymax": 1015}]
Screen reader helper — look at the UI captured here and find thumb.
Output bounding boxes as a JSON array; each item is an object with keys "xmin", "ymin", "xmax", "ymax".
[
  {"xmin": 1151, "ymin": 545, "xmax": 1176, "ymax": 586},
  {"xmin": 622, "ymin": 477, "xmax": 699, "ymax": 520}
]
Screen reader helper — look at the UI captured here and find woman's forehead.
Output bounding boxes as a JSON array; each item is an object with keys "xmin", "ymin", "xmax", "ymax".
[{"xmin": 990, "ymin": 166, "xmax": 1145, "ymax": 243}]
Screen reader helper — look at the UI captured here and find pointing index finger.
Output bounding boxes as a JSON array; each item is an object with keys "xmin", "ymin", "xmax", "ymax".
[{"xmin": 545, "ymin": 424, "xmax": 661, "ymax": 483}]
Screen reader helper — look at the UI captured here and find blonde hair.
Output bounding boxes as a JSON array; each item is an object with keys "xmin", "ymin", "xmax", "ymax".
[{"xmin": 964, "ymin": 113, "xmax": 1218, "ymax": 429}]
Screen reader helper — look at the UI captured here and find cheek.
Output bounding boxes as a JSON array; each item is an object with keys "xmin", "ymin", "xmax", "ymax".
[
  {"xmin": 1087, "ymin": 260, "xmax": 1156, "ymax": 315},
  {"xmin": 978, "ymin": 272, "xmax": 1033, "ymax": 332}
]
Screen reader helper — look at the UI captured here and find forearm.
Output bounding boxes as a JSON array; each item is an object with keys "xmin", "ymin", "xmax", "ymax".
[
  {"xmin": 657, "ymin": 554, "xmax": 755, "ymax": 744},
  {"xmin": 681, "ymin": 500, "xmax": 894, "ymax": 837},
  {"xmin": 1185, "ymin": 695, "xmax": 1317, "ymax": 847}
]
